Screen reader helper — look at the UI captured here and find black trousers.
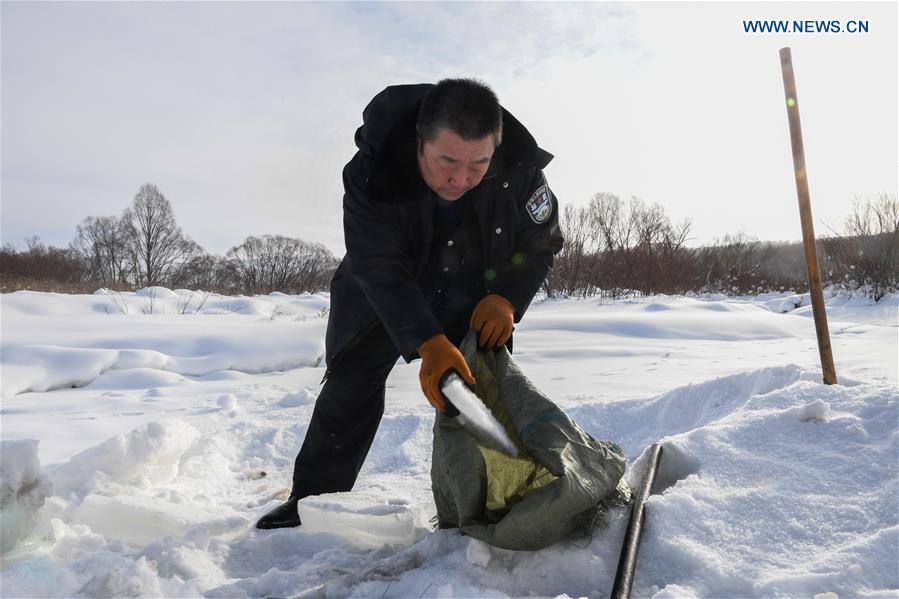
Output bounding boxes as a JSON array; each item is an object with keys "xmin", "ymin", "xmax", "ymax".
[
  {"xmin": 291, "ymin": 323, "xmax": 401, "ymax": 497},
  {"xmin": 289, "ymin": 312, "xmax": 489, "ymax": 498}
]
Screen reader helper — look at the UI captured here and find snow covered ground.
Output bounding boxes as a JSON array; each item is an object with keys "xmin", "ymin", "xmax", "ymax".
[{"xmin": 1, "ymin": 288, "xmax": 896, "ymax": 598}]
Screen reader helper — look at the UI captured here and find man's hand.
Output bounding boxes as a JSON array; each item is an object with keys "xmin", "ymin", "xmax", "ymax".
[
  {"xmin": 418, "ymin": 334, "xmax": 475, "ymax": 412},
  {"xmin": 470, "ymin": 294, "xmax": 515, "ymax": 350}
]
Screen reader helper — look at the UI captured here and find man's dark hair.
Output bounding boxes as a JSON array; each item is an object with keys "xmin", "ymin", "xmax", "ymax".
[{"xmin": 417, "ymin": 78, "xmax": 503, "ymax": 147}]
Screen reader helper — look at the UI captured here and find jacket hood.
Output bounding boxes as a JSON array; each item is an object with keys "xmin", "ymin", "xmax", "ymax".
[{"xmin": 354, "ymin": 84, "xmax": 553, "ymax": 200}]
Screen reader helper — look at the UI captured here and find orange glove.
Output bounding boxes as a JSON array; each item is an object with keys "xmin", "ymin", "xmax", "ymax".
[
  {"xmin": 418, "ymin": 334, "xmax": 476, "ymax": 412},
  {"xmin": 470, "ymin": 294, "xmax": 515, "ymax": 349}
]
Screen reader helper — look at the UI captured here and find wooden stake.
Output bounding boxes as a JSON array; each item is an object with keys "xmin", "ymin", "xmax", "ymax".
[{"xmin": 779, "ymin": 47, "xmax": 838, "ymax": 385}]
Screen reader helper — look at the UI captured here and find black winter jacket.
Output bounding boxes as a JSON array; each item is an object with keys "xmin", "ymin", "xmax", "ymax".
[{"xmin": 325, "ymin": 84, "xmax": 564, "ymax": 366}]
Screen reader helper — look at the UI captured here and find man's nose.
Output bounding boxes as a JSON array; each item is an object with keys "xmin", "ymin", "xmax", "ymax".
[{"xmin": 448, "ymin": 166, "xmax": 469, "ymax": 188}]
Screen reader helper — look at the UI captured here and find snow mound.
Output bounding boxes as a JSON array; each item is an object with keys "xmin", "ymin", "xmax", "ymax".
[
  {"xmin": 1, "ymin": 440, "xmax": 52, "ymax": 553},
  {"xmin": 763, "ymin": 294, "xmax": 807, "ymax": 314},
  {"xmin": 34, "ymin": 420, "xmax": 248, "ymax": 549},
  {"xmin": 134, "ymin": 286, "xmax": 179, "ymax": 299},
  {"xmin": 571, "ymin": 368, "xmax": 898, "ymax": 597},
  {"xmin": 802, "ymin": 292, "xmax": 899, "ymax": 326},
  {"xmin": 279, "ymin": 387, "xmax": 316, "ymax": 407},
  {"xmin": 217, "ymin": 393, "xmax": 239, "ymax": 416},
  {"xmin": 73, "ymin": 494, "xmax": 241, "ymax": 548},
  {"xmin": 643, "ymin": 302, "xmax": 673, "ymax": 312},
  {"xmin": 783, "ymin": 398, "xmax": 830, "ymax": 422},
  {"xmin": 523, "ymin": 298, "xmax": 812, "ymax": 341},
  {"xmin": 51, "ymin": 420, "xmax": 200, "ymax": 496},
  {"xmin": 110, "ymin": 348, "xmax": 168, "ymax": 370},
  {"xmin": 569, "ymin": 365, "xmax": 805, "ymax": 456},
  {"xmin": 1, "ymin": 345, "xmax": 119, "ymax": 396},
  {"xmin": 77, "ymin": 555, "xmax": 166, "ymax": 597},
  {"xmin": 1, "ymin": 338, "xmax": 321, "ymax": 396},
  {"xmin": 86, "ymin": 368, "xmax": 189, "ymax": 390}
]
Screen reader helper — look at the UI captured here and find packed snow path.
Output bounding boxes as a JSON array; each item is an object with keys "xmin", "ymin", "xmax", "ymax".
[{"xmin": 1, "ymin": 289, "xmax": 896, "ymax": 597}]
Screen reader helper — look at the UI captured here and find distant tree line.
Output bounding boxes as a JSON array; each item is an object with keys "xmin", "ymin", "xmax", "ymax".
[
  {"xmin": 546, "ymin": 192, "xmax": 898, "ymax": 301},
  {"xmin": 2, "ymin": 184, "xmax": 895, "ymax": 301},
  {"xmin": 1, "ymin": 183, "xmax": 339, "ymax": 295},
  {"xmin": 819, "ymin": 195, "xmax": 899, "ymax": 301}
]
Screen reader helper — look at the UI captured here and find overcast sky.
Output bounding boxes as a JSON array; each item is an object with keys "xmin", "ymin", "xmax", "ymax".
[{"xmin": 2, "ymin": 1, "xmax": 896, "ymax": 257}]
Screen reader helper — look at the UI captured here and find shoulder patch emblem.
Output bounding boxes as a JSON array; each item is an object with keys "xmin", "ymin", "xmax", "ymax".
[{"xmin": 526, "ymin": 184, "xmax": 552, "ymax": 224}]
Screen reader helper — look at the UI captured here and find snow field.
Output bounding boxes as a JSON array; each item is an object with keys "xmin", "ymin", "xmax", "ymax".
[
  {"xmin": 1, "ymin": 289, "xmax": 330, "ymax": 396},
  {"xmin": 0, "ymin": 289, "xmax": 896, "ymax": 597}
]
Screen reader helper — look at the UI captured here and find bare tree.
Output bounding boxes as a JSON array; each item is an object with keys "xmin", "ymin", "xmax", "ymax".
[
  {"xmin": 821, "ymin": 193, "xmax": 898, "ymax": 300},
  {"xmin": 654, "ymin": 215, "xmax": 693, "ymax": 294},
  {"xmin": 225, "ymin": 234, "xmax": 338, "ymax": 294},
  {"xmin": 588, "ymin": 193, "xmax": 631, "ymax": 296},
  {"xmin": 545, "ymin": 203, "xmax": 600, "ymax": 297},
  {"xmin": 170, "ymin": 253, "xmax": 233, "ymax": 292},
  {"xmin": 293, "ymin": 241, "xmax": 339, "ymax": 292},
  {"xmin": 70, "ymin": 215, "xmax": 130, "ymax": 286},
  {"xmin": 693, "ymin": 231, "xmax": 779, "ymax": 294},
  {"xmin": 121, "ymin": 183, "xmax": 201, "ymax": 287},
  {"xmin": 584, "ymin": 195, "xmax": 693, "ymax": 295},
  {"xmin": 590, "ymin": 193, "xmax": 630, "ymax": 255}
]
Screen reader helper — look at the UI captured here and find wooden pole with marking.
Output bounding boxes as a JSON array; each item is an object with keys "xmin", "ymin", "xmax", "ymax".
[{"xmin": 779, "ymin": 47, "xmax": 837, "ymax": 385}]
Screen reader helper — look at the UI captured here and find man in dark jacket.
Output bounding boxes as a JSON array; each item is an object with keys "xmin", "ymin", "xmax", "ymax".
[{"xmin": 256, "ymin": 78, "xmax": 563, "ymax": 529}]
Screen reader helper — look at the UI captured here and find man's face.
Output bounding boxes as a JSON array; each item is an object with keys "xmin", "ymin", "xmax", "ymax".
[{"xmin": 416, "ymin": 128, "xmax": 495, "ymax": 202}]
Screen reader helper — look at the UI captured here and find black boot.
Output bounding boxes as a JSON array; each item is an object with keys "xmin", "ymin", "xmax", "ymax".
[{"xmin": 256, "ymin": 495, "xmax": 302, "ymax": 529}]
